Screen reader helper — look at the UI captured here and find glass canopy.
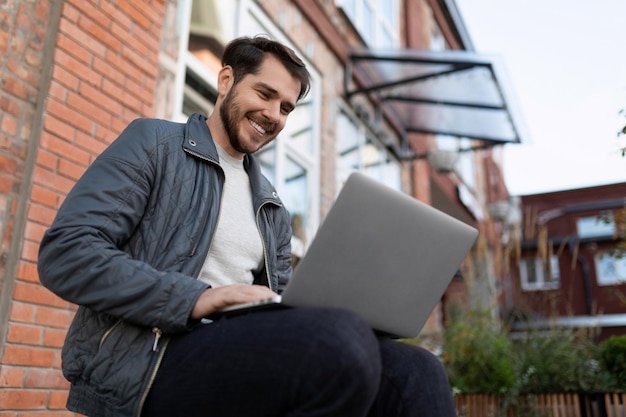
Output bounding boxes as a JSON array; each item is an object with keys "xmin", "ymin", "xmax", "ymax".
[{"xmin": 345, "ymin": 48, "xmax": 526, "ymax": 152}]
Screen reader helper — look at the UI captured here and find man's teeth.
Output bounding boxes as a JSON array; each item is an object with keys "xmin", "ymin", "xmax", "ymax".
[{"xmin": 249, "ymin": 118, "xmax": 266, "ymax": 134}]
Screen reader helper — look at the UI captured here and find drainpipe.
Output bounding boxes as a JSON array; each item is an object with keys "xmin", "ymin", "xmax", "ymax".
[{"xmin": 567, "ymin": 239, "xmax": 594, "ymax": 316}]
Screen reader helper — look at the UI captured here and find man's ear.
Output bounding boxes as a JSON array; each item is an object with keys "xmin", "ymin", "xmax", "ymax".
[{"xmin": 217, "ymin": 65, "xmax": 234, "ymax": 96}]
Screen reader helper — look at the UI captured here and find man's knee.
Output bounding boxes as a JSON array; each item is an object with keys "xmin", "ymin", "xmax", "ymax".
[{"xmin": 296, "ymin": 307, "xmax": 382, "ymax": 381}]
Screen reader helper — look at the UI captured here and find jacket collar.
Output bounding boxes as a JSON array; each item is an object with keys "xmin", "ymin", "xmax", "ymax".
[{"xmin": 183, "ymin": 113, "xmax": 282, "ymax": 206}]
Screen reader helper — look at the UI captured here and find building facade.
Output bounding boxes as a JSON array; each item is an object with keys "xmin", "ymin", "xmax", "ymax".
[
  {"xmin": 506, "ymin": 182, "xmax": 626, "ymax": 341},
  {"xmin": 0, "ymin": 0, "xmax": 523, "ymax": 413}
]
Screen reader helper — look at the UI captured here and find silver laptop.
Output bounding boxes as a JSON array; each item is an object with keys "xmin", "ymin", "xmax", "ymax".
[{"xmin": 210, "ymin": 171, "xmax": 478, "ymax": 338}]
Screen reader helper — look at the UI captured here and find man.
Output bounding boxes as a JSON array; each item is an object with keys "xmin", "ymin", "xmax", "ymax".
[{"xmin": 38, "ymin": 36, "xmax": 456, "ymax": 417}]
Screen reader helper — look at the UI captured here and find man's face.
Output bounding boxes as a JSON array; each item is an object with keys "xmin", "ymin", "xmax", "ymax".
[{"xmin": 219, "ymin": 55, "xmax": 301, "ymax": 156}]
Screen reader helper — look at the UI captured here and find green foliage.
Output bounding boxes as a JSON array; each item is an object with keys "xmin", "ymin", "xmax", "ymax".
[
  {"xmin": 597, "ymin": 335, "xmax": 626, "ymax": 390},
  {"xmin": 510, "ymin": 329, "xmax": 602, "ymax": 394},
  {"xmin": 442, "ymin": 308, "xmax": 516, "ymax": 394},
  {"xmin": 442, "ymin": 308, "xmax": 626, "ymax": 397}
]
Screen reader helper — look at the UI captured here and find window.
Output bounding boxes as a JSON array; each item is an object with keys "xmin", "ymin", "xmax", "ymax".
[
  {"xmin": 519, "ymin": 256, "xmax": 560, "ymax": 291},
  {"xmin": 338, "ymin": 0, "xmax": 399, "ymax": 48},
  {"xmin": 336, "ymin": 109, "xmax": 401, "ymax": 192},
  {"xmin": 577, "ymin": 215, "xmax": 615, "ymax": 239},
  {"xmin": 595, "ymin": 252, "xmax": 626, "ymax": 285},
  {"xmin": 425, "ymin": 3, "xmax": 449, "ymax": 51}
]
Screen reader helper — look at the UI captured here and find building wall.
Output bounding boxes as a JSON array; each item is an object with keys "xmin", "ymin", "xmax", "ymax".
[
  {"xmin": 0, "ymin": 0, "xmax": 168, "ymax": 414},
  {"xmin": 509, "ymin": 182, "xmax": 626, "ymax": 340}
]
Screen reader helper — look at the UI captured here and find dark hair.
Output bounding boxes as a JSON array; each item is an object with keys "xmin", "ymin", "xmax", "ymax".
[{"xmin": 222, "ymin": 36, "xmax": 311, "ymax": 101}]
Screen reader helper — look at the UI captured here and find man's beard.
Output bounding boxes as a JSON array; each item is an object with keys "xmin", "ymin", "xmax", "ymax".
[{"xmin": 220, "ymin": 89, "xmax": 247, "ymax": 154}]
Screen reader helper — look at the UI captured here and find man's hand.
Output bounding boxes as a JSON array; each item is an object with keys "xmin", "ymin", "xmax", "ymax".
[{"xmin": 190, "ymin": 284, "xmax": 277, "ymax": 319}]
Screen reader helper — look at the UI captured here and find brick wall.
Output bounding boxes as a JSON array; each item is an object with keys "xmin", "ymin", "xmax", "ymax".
[{"xmin": 0, "ymin": 1, "xmax": 167, "ymax": 414}]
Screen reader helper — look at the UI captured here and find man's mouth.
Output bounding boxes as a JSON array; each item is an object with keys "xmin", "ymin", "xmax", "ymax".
[{"xmin": 248, "ymin": 118, "xmax": 267, "ymax": 135}]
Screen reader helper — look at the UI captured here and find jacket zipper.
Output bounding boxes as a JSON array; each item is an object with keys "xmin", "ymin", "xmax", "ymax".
[
  {"xmin": 136, "ymin": 336, "xmax": 170, "ymax": 417},
  {"xmin": 256, "ymin": 200, "xmax": 278, "ymax": 291},
  {"xmin": 151, "ymin": 327, "xmax": 162, "ymax": 352},
  {"xmin": 99, "ymin": 320, "xmax": 122, "ymax": 350}
]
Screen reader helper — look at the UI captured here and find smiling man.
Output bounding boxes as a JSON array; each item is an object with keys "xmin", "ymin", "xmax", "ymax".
[{"xmin": 38, "ymin": 36, "xmax": 457, "ymax": 417}]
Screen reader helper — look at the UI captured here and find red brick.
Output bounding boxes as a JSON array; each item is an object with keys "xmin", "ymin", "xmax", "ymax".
[
  {"xmin": 67, "ymin": 89, "xmax": 112, "ymax": 125},
  {"xmin": 1, "ymin": 114, "xmax": 17, "ymax": 135},
  {"xmin": 99, "ymin": 1, "xmax": 133, "ymax": 31},
  {"xmin": 32, "ymin": 166, "xmax": 78, "ymax": 196},
  {"xmin": 7, "ymin": 323, "xmax": 42, "ymax": 345},
  {"xmin": 15, "ymin": 4, "xmax": 32, "ymax": 31},
  {"xmin": 24, "ymin": 368, "xmax": 69, "ymax": 389},
  {"xmin": 3, "ymin": 77, "xmax": 37, "ymax": 102},
  {"xmin": 54, "ymin": 48, "xmax": 101, "ymax": 88},
  {"xmin": 11, "ymin": 281, "xmax": 67, "ymax": 309},
  {"xmin": 2, "ymin": 345, "xmax": 55, "ymax": 368},
  {"xmin": 0, "ymin": 176, "xmax": 13, "ymax": 194},
  {"xmin": 75, "ymin": 130, "xmax": 107, "ymax": 156},
  {"xmin": 0, "ymin": 95, "xmax": 21, "ymax": 116},
  {"xmin": 47, "ymin": 98, "xmax": 95, "ymax": 135},
  {"xmin": 79, "ymin": 77, "xmax": 125, "ymax": 117},
  {"xmin": 58, "ymin": 158, "xmax": 86, "ymax": 182},
  {"xmin": 48, "ymin": 80, "xmax": 68, "ymax": 102},
  {"xmin": 36, "ymin": 148, "xmax": 59, "ymax": 171},
  {"xmin": 43, "ymin": 327, "xmax": 68, "ymax": 348},
  {"xmin": 0, "ymin": 389, "xmax": 47, "ymax": 410},
  {"xmin": 116, "ymin": 0, "xmax": 152, "ymax": 29},
  {"xmin": 56, "ymin": 32, "xmax": 95, "ymax": 66},
  {"xmin": 0, "ymin": 153, "xmax": 19, "ymax": 176},
  {"xmin": 71, "ymin": 0, "xmax": 113, "ymax": 30},
  {"xmin": 30, "ymin": 183, "xmax": 59, "ymax": 208},
  {"xmin": 25, "ymin": 46, "xmax": 43, "ymax": 69},
  {"xmin": 18, "ymin": 412, "xmax": 78, "ymax": 417},
  {"xmin": 17, "ymin": 260, "xmax": 40, "ymax": 283},
  {"xmin": 35, "ymin": 306, "xmax": 73, "ymax": 329},
  {"xmin": 92, "ymin": 55, "xmax": 125, "ymax": 86},
  {"xmin": 77, "ymin": 14, "xmax": 120, "ymax": 53},
  {"xmin": 122, "ymin": 75, "xmax": 153, "ymax": 107},
  {"xmin": 0, "ymin": 31, "xmax": 8, "ymax": 57},
  {"xmin": 9, "ymin": 301, "xmax": 36, "ymax": 323},
  {"xmin": 34, "ymin": 0, "xmax": 51, "ymax": 23},
  {"xmin": 51, "ymin": 64, "xmax": 79, "ymax": 92},
  {"xmin": 48, "ymin": 389, "xmax": 70, "ymax": 410},
  {"xmin": 43, "ymin": 114, "xmax": 76, "ymax": 144},
  {"xmin": 39, "ymin": 132, "xmax": 91, "ymax": 166},
  {"xmin": 94, "ymin": 124, "xmax": 119, "ymax": 143},
  {"xmin": 0, "ymin": 366, "xmax": 25, "ymax": 388},
  {"xmin": 103, "ymin": 48, "xmax": 144, "ymax": 84},
  {"xmin": 115, "ymin": 23, "xmax": 151, "ymax": 58},
  {"xmin": 8, "ymin": 56, "xmax": 39, "ymax": 86},
  {"xmin": 61, "ymin": 1, "xmax": 80, "ymax": 23},
  {"xmin": 27, "ymin": 201, "xmax": 59, "ymax": 227},
  {"xmin": 21, "ymin": 239, "xmax": 41, "ymax": 263}
]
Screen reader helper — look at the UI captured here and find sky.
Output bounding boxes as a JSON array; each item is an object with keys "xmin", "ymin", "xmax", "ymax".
[{"xmin": 455, "ymin": 0, "xmax": 626, "ymax": 196}]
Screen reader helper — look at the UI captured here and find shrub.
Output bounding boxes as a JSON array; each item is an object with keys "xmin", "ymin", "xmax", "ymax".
[
  {"xmin": 510, "ymin": 328, "xmax": 602, "ymax": 394},
  {"xmin": 597, "ymin": 335, "xmax": 626, "ymax": 391},
  {"xmin": 442, "ymin": 308, "xmax": 516, "ymax": 394}
]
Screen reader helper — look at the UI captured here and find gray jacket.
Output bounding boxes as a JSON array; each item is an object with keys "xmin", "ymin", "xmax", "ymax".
[{"xmin": 38, "ymin": 113, "xmax": 293, "ymax": 417}]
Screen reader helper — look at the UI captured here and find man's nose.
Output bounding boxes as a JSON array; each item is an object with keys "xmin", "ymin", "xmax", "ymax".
[{"xmin": 262, "ymin": 100, "xmax": 282, "ymax": 123}]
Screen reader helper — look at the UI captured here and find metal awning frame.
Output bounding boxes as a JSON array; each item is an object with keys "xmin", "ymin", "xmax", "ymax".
[{"xmin": 344, "ymin": 48, "xmax": 526, "ymax": 159}]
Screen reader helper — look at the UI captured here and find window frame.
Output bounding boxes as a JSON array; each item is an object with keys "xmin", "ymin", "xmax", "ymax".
[
  {"xmin": 337, "ymin": 0, "xmax": 400, "ymax": 48},
  {"xmin": 519, "ymin": 255, "xmax": 560, "ymax": 291}
]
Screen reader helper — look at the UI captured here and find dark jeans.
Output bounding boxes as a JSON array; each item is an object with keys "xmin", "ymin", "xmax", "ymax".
[{"xmin": 141, "ymin": 307, "xmax": 455, "ymax": 417}]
